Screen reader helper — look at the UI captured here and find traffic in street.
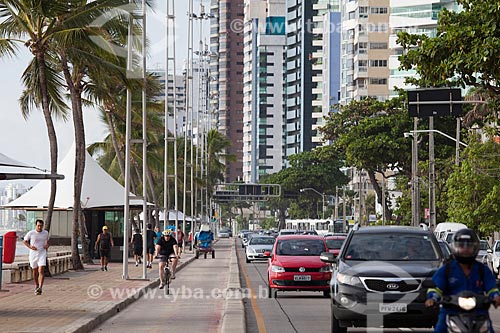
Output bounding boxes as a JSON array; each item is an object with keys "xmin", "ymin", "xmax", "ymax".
[{"xmin": 237, "ymin": 234, "xmax": 500, "ymax": 333}]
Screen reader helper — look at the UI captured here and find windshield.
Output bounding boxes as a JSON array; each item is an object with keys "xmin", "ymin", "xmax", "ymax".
[
  {"xmin": 276, "ymin": 239, "xmax": 326, "ymax": 256},
  {"xmin": 343, "ymin": 233, "xmax": 440, "ymax": 261},
  {"xmin": 249, "ymin": 237, "xmax": 275, "ymax": 245},
  {"xmin": 326, "ymin": 239, "xmax": 345, "ymax": 249}
]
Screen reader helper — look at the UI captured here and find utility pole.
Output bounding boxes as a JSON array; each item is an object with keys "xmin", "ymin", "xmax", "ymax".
[{"xmin": 429, "ymin": 117, "xmax": 436, "ymax": 230}]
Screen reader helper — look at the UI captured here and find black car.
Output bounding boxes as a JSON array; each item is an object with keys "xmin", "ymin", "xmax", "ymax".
[{"xmin": 320, "ymin": 226, "xmax": 443, "ymax": 332}]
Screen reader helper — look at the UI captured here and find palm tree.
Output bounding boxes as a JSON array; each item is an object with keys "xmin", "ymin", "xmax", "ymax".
[{"xmin": 0, "ymin": 0, "xmax": 73, "ymax": 230}]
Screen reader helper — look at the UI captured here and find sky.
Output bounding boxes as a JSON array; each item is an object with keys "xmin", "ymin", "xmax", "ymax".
[{"xmin": 0, "ymin": 1, "xmax": 207, "ymax": 173}]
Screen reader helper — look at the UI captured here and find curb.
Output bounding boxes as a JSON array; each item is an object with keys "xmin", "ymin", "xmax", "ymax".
[
  {"xmin": 221, "ymin": 238, "xmax": 246, "ymax": 333},
  {"xmin": 69, "ymin": 255, "xmax": 197, "ymax": 333}
]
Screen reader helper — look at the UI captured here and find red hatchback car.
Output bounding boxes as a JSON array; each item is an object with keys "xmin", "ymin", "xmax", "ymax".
[
  {"xmin": 267, "ymin": 235, "xmax": 332, "ymax": 298},
  {"xmin": 325, "ymin": 234, "xmax": 347, "ymax": 257}
]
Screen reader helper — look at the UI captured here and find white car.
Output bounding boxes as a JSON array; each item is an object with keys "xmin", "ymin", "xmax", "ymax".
[{"xmin": 245, "ymin": 236, "xmax": 275, "ymax": 263}]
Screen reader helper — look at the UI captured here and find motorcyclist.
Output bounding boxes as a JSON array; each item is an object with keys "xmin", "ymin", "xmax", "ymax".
[{"xmin": 425, "ymin": 229, "xmax": 500, "ymax": 332}]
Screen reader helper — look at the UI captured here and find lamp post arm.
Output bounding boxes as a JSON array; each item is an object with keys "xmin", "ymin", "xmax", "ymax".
[{"xmin": 411, "ymin": 130, "xmax": 468, "ymax": 147}]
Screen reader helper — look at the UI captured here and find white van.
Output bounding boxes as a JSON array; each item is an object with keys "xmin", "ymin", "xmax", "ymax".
[{"xmin": 434, "ymin": 222, "xmax": 467, "ymax": 243}]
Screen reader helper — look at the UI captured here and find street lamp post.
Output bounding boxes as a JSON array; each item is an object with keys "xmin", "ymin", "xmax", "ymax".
[
  {"xmin": 405, "ymin": 129, "xmax": 468, "ymax": 229},
  {"xmin": 300, "ymin": 188, "xmax": 325, "ymax": 219}
]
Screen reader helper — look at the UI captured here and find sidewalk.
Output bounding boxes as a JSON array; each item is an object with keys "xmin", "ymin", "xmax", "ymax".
[{"xmin": 0, "ymin": 239, "xmax": 244, "ymax": 333}]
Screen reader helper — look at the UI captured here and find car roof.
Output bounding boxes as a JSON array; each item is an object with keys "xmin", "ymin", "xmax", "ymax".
[
  {"xmin": 325, "ymin": 235, "xmax": 347, "ymax": 239},
  {"xmin": 276, "ymin": 234, "xmax": 324, "ymax": 240},
  {"xmin": 353, "ymin": 226, "xmax": 431, "ymax": 235},
  {"xmin": 249, "ymin": 235, "xmax": 275, "ymax": 239}
]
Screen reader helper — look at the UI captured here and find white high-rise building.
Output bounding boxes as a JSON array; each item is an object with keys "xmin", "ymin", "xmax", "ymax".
[
  {"xmin": 243, "ymin": 0, "xmax": 287, "ymax": 182},
  {"xmin": 0, "ymin": 183, "xmax": 27, "ymax": 229},
  {"xmin": 389, "ymin": 0, "xmax": 459, "ymax": 97}
]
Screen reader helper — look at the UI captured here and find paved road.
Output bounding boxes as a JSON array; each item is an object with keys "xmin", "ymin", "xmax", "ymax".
[
  {"xmin": 91, "ymin": 240, "xmax": 232, "ymax": 333},
  {"xmin": 237, "ymin": 239, "xmax": 500, "ymax": 333}
]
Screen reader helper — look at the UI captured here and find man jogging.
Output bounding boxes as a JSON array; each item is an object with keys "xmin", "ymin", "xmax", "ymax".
[{"xmin": 23, "ymin": 219, "xmax": 49, "ymax": 295}]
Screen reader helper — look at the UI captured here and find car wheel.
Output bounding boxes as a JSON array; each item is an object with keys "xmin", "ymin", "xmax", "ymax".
[
  {"xmin": 242, "ymin": 244, "xmax": 245, "ymax": 248},
  {"xmin": 268, "ymin": 284, "xmax": 272, "ymax": 299},
  {"xmin": 212, "ymin": 250, "xmax": 215, "ymax": 259},
  {"xmin": 246, "ymin": 256, "xmax": 250, "ymax": 263},
  {"xmin": 331, "ymin": 302, "xmax": 347, "ymax": 333},
  {"xmin": 323, "ymin": 290, "xmax": 330, "ymax": 298}
]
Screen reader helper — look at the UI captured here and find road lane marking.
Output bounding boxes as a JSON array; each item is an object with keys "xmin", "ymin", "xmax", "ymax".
[{"xmin": 238, "ymin": 246, "xmax": 267, "ymax": 333}]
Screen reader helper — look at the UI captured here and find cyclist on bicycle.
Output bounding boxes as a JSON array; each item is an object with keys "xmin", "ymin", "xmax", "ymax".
[{"xmin": 155, "ymin": 229, "xmax": 179, "ymax": 289}]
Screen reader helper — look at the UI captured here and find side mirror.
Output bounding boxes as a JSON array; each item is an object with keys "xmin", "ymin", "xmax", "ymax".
[
  {"xmin": 487, "ymin": 249, "xmax": 493, "ymax": 254},
  {"xmin": 320, "ymin": 251, "xmax": 336, "ymax": 263}
]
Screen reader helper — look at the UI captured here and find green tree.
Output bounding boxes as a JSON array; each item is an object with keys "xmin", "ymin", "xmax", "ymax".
[
  {"xmin": 0, "ymin": 0, "xmax": 72, "ymax": 230},
  {"xmin": 261, "ymin": 147, "xmax": 348, "ymax": 228},
  {"xmin": 446, "ymin": 137, "xmax": 500, "ymax": 237},
  {"xmin": 397, "ymin": 0, "xmax": 500, "ymax": 126},
  {"xmin": 321, "ymin": 97, "xmax": 413, "ymax": 222}
]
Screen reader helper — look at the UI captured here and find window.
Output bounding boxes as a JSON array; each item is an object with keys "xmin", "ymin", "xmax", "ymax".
[
  {"xmin": 370, "ymin": 42, "xmax": 388, "ymax": 49},
  {"xmin": 348, "ymin": 10, "xmax": 356, "ymax": 19},
  {"xmin": 369, "ymin": 78, "xmax": 387, "ymax": 85},
  {"xmin": 368, "ymin": 24, "xmax": 388, "ymax": 32},
  {"xmin": 357, "ymin": 42, "xmax": 367, "ymax": 54},
  {"xmin": 370, "ymin": 59, "xmax": 387, "ymax": 67},
  {"xmin": 370, "ymin": 7, "xmax": 388, "ymax": 14},
  {"xmin": 358, "ymin": 6, "xmax": 368, "ymax": 18}
]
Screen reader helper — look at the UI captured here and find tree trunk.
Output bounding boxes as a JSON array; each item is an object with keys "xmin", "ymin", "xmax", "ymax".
[
  {"xmin": 60, "ymin": 52, "xmax": 84, "ymax": 270},
  {"xmin": 104, "ymin": 109, "xmax": 126, "ymax": 179},
  {"xmin": 367, "ymin": 170, "xmax": 392, "ymax": 223},
  {"xmin": 36, "ymin": 53, "xmax": 58, "ymax": 231},
  {"xmin": 79, "ymin": 211, "xmax": 93, "ymax": 263}
]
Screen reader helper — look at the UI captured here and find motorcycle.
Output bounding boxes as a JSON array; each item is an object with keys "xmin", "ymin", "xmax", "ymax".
[{"xmin": 440, "ymin": 290, "xmax": 492, "ymax": 333}]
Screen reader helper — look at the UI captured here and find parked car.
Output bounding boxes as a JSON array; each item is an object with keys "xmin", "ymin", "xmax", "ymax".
[
  {"xmin": 325, "ymin": 234, "xmax": 347, "ymax": 257},
  {"xmin": 267, "ymin": 235, "xmax": 332, "ymax": 298},
  {"xmin": 320, "ymin": 226, "xmax": 442, "ymax": 332},
  {"xmin": 245, "ymin": 236, "xmax": 275, "ymax": 263},
  {"xmin": 301, "ymin": 230, "xmax": 318, "ymax": 235}
]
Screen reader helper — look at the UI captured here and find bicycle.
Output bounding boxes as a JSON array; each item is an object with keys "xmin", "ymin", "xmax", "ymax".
[{"xmin": 156, "ymin": 255, "xmax": 176, "ymax": 294}]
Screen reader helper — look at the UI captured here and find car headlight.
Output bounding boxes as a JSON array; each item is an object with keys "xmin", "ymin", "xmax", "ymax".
[
  {"xmin": 320, "ymin": 265, "xmax": 332, "ymax": 272},
  {"xmin": 271, "ymin": 265, "xmax": 285, "ymax": 273},
  {"xmin": 247, "ymin": 247, "xmax": 256, "ymax": 254},
  {"xmin": 337, "ymin": 272, "xmax": 362, "ymax": 286}
]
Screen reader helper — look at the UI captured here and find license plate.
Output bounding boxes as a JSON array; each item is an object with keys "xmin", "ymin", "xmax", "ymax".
[
  {"xmin": 294, "ymin": 275, "xmax": 311, "ymax": 281},
  {"xmin": 379, "ymin": 303, "xmax": 407, "ymax": 313}
]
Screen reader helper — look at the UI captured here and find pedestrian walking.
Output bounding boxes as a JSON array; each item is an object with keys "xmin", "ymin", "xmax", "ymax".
[
  {"xmin": 95, "ymin": 225, "xmax": 114, "ymax": 271},
  {"xmin": 146, "ymin": 224, "xmax": 157, "ymax": 268},
  {"xmin": 130, "ymin": 228, "xmax": 143, "ymax": 267},
  {"xmin": 23, "ymin": 219, "xmax": 49, "ymax": 295},
  {"xmin": 176, "ymin": 228, "xmax": 185, "ymax": 257}
]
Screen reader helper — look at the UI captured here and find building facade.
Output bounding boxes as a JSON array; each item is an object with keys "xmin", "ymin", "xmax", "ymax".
[
  {"xmin": 340, "ymin": 0, "xmax": 391, "ymax": 104},
  {"xmin": 210, "ymin": 0, "xmax": 245, "ymax": 182},
  {"xmin": 243, "ymin": 0, "xmax": 287, "ymax": 183}
]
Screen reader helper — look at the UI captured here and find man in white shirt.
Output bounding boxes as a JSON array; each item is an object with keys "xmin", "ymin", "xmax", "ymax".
[{"xmin": 23, "ymin": 219, "xmax": 50, "ymax": 295}]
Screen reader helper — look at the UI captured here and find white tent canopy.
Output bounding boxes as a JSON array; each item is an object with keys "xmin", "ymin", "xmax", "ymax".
[
  {"xmin": 4, "ymin": 144, "xmax": 143, "ymax": 209},
  {"xmin": 0, "ymin": 152, "xmax": 64, "ymax": 180}
]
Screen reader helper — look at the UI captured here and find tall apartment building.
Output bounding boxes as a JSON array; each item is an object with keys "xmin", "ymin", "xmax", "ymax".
[
  {"xmin": 339, "ymin": 0, "xmax": 391, "ymax": 104},
  {"xmin": 322, "ymin": 8, "xmax": 342, "ymax": 115},
  {"xmin": 285, "ymin": 0, "xmax": 335, "ymax": 160},
  {"xmin": 0, "ymin": 183, "xmax": 27, "ymax": 229},
  {"xmin": 389, "ymin": 0, "xmax": 459, "ymax": 97},
  {"xmin": 210, "ymin": 0, "xmax": 245, "ymax": 182},
  {"xmin": 151, "ymin": 70, "xmax": 186, "ymax": 135},
  {"xmin": 242, "ymin": 0, "xmax": 287, "ymax": 183}
]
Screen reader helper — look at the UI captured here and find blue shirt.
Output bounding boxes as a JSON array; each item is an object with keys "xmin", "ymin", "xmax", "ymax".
[{"xmin": 427, "ymin": 260, "xmax": 500, "ymax": 315}]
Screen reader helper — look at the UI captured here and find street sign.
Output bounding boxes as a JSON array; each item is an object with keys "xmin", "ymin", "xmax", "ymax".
[{"xmin": 408, "ymin": 88, "xmax": 462, "ymax": 118}]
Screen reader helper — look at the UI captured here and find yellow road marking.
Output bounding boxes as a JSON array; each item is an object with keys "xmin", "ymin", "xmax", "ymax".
[{"xmin": 237, "ymin": 247, "xmax": 267, "ymax": 333}]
